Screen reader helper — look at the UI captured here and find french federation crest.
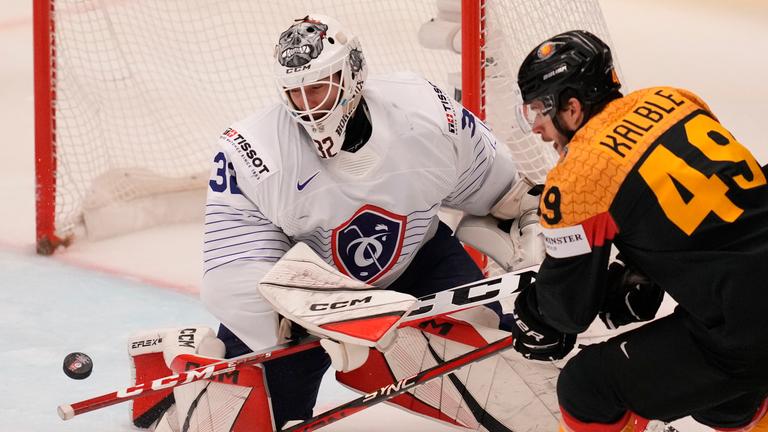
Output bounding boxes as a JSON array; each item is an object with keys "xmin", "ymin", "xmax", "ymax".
[{"xmin": 332, "ymin": 205, "xmax": 407, "ymax": 284}]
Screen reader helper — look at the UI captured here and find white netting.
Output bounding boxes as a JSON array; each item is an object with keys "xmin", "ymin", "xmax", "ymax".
[
  {"xmin": 484, "ymin": 0, "xmax": 621, "ymax": 183},
  {"xmin": 43, "ymin": 0, "xmax": 616, "ymax": 241}
]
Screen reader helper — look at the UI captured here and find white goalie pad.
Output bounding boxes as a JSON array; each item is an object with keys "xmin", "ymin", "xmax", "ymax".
[
  {"xmin": 336, "ymin": 308, "xmax": 560, "ymax": 431},
  {"xmin": 258, "ymin": 242, "xmax": 417, "ymax": 347}
]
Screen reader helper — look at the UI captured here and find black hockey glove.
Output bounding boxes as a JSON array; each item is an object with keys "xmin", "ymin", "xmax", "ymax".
[
  {"xmin": 505, "ymin": 284, "xmax": 576, "ymax": 361},
  {"xmin": 599, "ymin": 260, "xmax": 664, "ymax": 330}
]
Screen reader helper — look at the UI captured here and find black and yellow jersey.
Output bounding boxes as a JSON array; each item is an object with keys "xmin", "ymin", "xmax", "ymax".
[{"xmin": 535, "ymin": 87, "xmax": 768, "ymax": 359}]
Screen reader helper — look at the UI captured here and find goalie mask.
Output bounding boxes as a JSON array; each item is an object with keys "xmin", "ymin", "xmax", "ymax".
[{"xmin": 274, "ymin": 15, "xmax": 368, "ymax": 159}]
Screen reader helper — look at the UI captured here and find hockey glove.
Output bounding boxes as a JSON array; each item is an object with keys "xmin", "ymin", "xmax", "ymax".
[
  {"xmin": 457, "ymin": 182, "xmax": 545, "ymax": 272},
  {"xmin": 504, "ymin": 284, "xmax": 576, "ymax": 361},
  {"xmin": 599, "ymin": 260, "xmax": 664, "ymax": 330}
]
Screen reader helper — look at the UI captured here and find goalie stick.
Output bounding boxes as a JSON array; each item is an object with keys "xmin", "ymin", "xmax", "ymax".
[{"xmin": 58, "ymin": 265, "xmax": 537, "ymax": 421}]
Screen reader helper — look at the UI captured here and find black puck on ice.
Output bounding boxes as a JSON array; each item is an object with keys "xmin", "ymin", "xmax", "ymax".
[{"xmin": 63, "ymin": 352, "xmax": 93, "ymax": 380}]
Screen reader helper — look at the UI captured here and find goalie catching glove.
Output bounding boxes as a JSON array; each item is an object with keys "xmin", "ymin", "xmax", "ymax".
[
  {"xmin": 599, "ymin": 257, "xmax": 664, "ymax": 329},
  {"xmin": 456, "ymin": 177, "xmax": 546, "ymax": 271}
]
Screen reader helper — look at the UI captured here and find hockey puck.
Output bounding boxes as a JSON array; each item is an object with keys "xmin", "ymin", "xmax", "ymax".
[{"xmin": 62, "ymin": 352, "xmax": 93, "ymax": 380}]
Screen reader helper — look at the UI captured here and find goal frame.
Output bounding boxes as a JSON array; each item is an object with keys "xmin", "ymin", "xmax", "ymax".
[
  {"xmin": 32, "ymin": 0, "xmax": 489, "ymax": 255},
  {"xmin": 34, "ymin": 0, "xmax": 60, "ymax": 254}
]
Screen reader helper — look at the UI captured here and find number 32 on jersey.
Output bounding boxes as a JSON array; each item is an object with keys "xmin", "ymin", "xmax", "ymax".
[{"xmin": 638, "ymin": 113, "xmax": 766, "ymax": 235}]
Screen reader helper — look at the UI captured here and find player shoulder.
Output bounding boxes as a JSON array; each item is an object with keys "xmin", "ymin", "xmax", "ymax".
[
  {"xmin": 366, "ymin": 73, "xmax": 461, "ymax": 136},
  {"xmin": 216, "ymin": 104, "xmax": 287, "ymax": 186},
  {"xmin": 538, "ymin": 165, "xmax": 620, "ymax": 258}
]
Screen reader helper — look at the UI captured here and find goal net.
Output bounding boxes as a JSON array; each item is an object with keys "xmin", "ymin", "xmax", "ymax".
[{"xmin": 34, "ymin": 0, "xmax": 618, "ymax": 254}]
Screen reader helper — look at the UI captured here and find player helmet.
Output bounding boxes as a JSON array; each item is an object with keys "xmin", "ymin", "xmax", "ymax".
[
  {"xmin": 516, "ymin": 30, "xmax": 620, "ymax": 133},
  {"xmin": 274, "ymin": 14, "xmax": 368, "ymax": 159}
]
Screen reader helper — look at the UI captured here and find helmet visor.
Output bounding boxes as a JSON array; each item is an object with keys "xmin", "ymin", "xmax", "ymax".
[{"xmin": 515, "ymin": 95, "xmax": 556, "ymax": 133}]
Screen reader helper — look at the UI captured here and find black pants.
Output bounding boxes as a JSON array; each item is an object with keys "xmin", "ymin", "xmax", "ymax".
[
  {"xmin": 558, "ymin": 310, "xmax": 768, "ymax": 429},
  {"xmin": 218, "ymin": 221, "xmax": 485, "ymax": 428}
]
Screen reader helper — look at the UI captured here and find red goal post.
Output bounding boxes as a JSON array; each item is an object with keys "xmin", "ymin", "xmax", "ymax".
[{"xmin": 33, "ymin": 0, "xmax": 618, "ymax": 255}]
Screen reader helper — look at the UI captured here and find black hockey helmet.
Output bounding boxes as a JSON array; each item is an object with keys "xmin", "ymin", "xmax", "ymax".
[{"xmin": 517, "ymin": 30, "xmax": 621, "ymax": 116}]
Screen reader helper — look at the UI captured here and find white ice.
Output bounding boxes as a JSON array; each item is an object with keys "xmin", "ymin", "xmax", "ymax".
[{"xmin": 1, "ymin": 1, "xmax": 767, "ymax": 431}]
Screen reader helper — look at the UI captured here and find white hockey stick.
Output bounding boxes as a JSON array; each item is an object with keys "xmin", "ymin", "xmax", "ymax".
[{"xmin": 58, "ymin": 266, "xmax": 537, "ymax": 421}]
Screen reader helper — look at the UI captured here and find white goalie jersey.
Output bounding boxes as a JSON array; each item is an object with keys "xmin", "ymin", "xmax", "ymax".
[{"xmin": 201, "ymin": 73, "xmax": 518, "ymax": 351}]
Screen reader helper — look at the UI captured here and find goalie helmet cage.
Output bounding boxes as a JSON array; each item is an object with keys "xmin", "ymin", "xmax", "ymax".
[{"xmin": 33, "ymin": 0, "xmax": 619, "ymax": 255}]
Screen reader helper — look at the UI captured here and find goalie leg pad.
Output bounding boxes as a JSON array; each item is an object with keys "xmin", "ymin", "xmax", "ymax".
[
  {"xmin": 129, "ymin": 326, "xmax": 230, "ymax": 430},
  {"xmin": 337, "ymin": 313, "xmax": 560, "ymax": 431},
  {"xmin": 128, "ymin": 329, "xmax": 177, "ymax": 428},
  {"xmin": 218, "ymin": 324, "xmax": 331, "ymax": 429},
  {"xmin": 131, "ymin": 350, "xmax": 175, "ymax": 428},
  {"xmin": 166, "ymin": 364, "xmax": 275, "ymax": 432}
]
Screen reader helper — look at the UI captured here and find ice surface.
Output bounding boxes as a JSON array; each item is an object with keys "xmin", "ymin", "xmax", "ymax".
[{"xmin": 1, "ymin": 1, "xmax": 766, "ymax": 430}]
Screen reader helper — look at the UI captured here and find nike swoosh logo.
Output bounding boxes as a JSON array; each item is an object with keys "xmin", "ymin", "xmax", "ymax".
[
  {"xmin": 297, "ymin": 171, "xmax": 320, "ymax": 191},
  {"xmin": 620, "ymin": 341, "xmax": 630, "ymax": 359}
]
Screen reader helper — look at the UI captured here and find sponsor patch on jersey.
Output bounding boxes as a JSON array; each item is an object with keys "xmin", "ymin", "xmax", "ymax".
[
  {"xmin": 220, "ymin": 127, "xmax": 277, "ymax": 183},
  {"xmin": 331, "ymin": 205, "xmax": 406, "ymax": 284},
  {"xmin": 541, "ymin": 224, "xmax": 591, "ymax": 258},
  {"xmin": 428, "ymin": 81, "xmax": 457, "ymax": 134}
]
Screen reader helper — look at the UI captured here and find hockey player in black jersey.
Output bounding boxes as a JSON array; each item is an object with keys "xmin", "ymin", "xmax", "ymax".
[{"xmin": 509, "ymin": 30, "xmax": 768, "ymax": 432}]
